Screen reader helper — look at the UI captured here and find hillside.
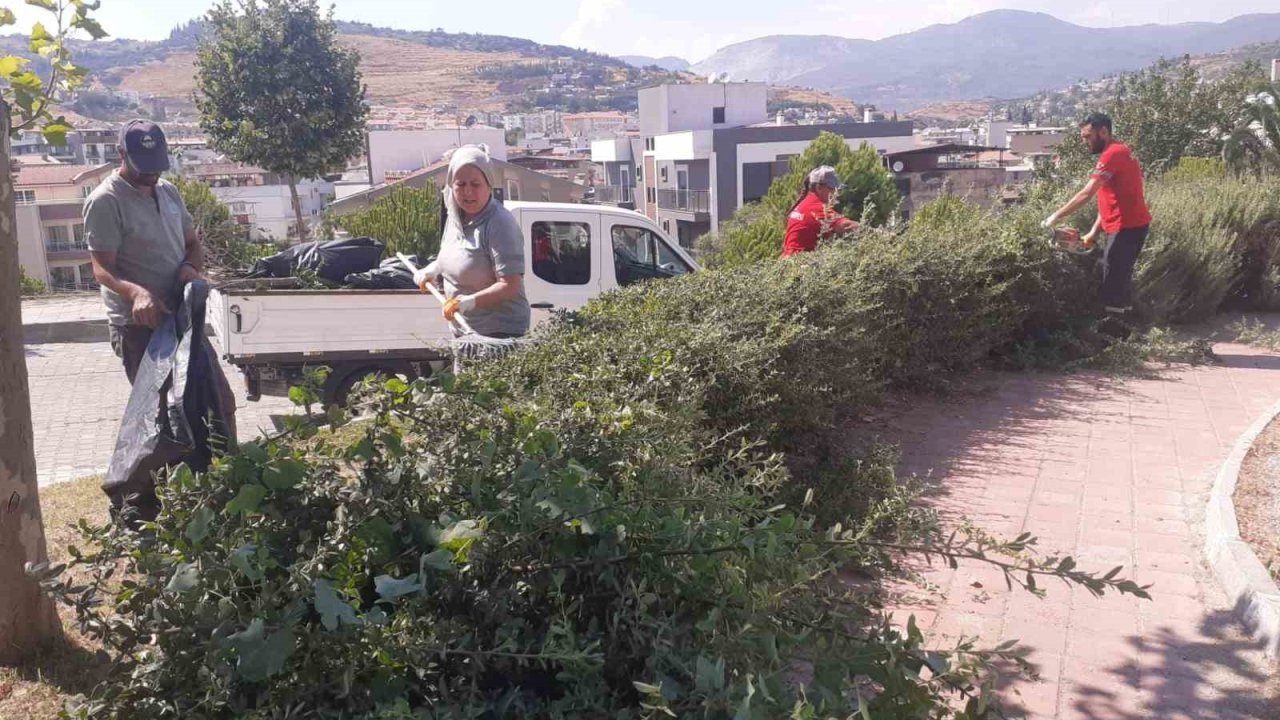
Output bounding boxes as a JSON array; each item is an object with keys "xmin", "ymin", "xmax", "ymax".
[
  {"xmin": 906, "ymin": 39, "xmax": 1280, "ymax": 127},
  {"xmin": 693, "ymin": 10, "xmax": 1280, "ymax": 111},
  {"xmin": 0, "ymin": 20, "xmax": 673, "ymax": 122},
  {"xmin": 618, "ymin": 55, "xmax": 691, "ymax": 72}
]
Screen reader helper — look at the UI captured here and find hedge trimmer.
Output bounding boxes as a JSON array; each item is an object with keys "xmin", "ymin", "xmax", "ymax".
[{"xmin": 1050, "ymin": 226, "xmax": 1097, "ymax": 256}]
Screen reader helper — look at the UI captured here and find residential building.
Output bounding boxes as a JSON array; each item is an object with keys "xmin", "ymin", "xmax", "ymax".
[
  {"xmin": 1007, "ymin": 126, "xmax": 1067, "ymax": 156},
  {"xmin": 591, "ymin": 82, "xmax": 915, "ymax": 249},
  {"xmin": 365, "ymin": 127, "xmax": 507, "ymax": 186},
  {"xmin": 561, "ymin": 111, "xmax": 632, "ymax": 139},
  {"xmin": 327, "ymin": 158, "xmax": 585, "ymax": 217},
  {"xmin": 14, "ymin": 163, "xmax": 114, "ymax": 290},
  {"xmin": 188, "ymin": 162, "xmax": 334, "ymax": 242},
  {"xmin": 886, "ymin": 144, "xmax": 1016, "ymax": 219},
  {"xmin": 506, "ymin": 151, "xmax": 594, "ymax": 186}
]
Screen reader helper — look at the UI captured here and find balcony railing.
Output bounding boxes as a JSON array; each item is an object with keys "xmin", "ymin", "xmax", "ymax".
[
  {"xmin": 656, "ymin": 188, "xmax": 711, "ymax": 214},
  {"xmin": 594, "ymin": 184, "xmax": 634, "ymax": 205},
  {"xmin": 45, "ymin": 239, "xmax": 88, "ymax": 253}
]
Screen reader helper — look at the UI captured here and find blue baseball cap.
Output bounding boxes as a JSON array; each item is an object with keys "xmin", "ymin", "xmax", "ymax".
[{"xmin": 118, "ymin": 119, "xmax": 170, "ymax": 174}]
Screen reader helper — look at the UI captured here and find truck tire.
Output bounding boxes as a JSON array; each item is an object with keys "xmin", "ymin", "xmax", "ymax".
[{"xmin": 323, "ymin": 361, "xmax": 417, "ymax": 409}]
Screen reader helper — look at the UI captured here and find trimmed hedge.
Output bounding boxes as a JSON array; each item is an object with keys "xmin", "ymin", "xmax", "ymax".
[{"xmin": 49, "ymin": 189, "xmax": 1186, "ymax": 719}]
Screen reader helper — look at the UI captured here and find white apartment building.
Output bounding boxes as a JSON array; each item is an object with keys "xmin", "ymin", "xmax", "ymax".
[{"xmin": 188, "ymin": 163, "xmax": 334, "ymax": 242}]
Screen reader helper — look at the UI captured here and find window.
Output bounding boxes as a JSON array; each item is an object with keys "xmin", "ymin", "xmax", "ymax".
[
  {"xmin": 15, "ymin": 190, "xmax": 35, "ymax": 205},
  {"xmin": 532, "ymin": 221, "xmax": 591, "ymax": 286},
  {"xmin": 77, "ymin": 262, "xmax": 97, "ymax": 289},
  {"xmin": 73, "ymin": 224, "xmax": 84, "ymax": 243},
  {"xmin": 45, "ymin": 225, "xmax": 69, "ymax": 243},
  {"xmin": 49, "ymin": 266, "xmax": 75, "ymax": 289},
  {"xmin": 81, "ymin": 185, "xmax": 93, "ymax": 198},
  {"xmin": 712, "ymin": 106, "xmax": 726, "ymax": 124},
  {"xmin": 660, "ymin": 166, "xmax": 668, "ymax": 182},
  {"xmin": 507, "ymin": 180, "xmax": 521, "ymax": 201},
  {"xmin": 645, "ymin": 137, "xmax": 655, "ymax": 151},
  {"xmin": 230, "ymin": 202, "xmax": 248, "ymax": 213},
  {"xmin": 611, "ymin": 225, "xmax": 692, "ymax": 287}
]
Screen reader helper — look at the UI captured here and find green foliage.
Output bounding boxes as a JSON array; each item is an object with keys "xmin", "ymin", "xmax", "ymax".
[
  {"xmin": 332, "ymin": 184, "xmax": 444, "ymax": 261},
  {"xmin": 0, "ymin": 0, "xmax": 102, "ymax": 141},
  {"xmin": 46, "ymin": 196, "xmax": 1160, "ymax": 718},
  {"xmin": 1163, "ymin": 156, "xmax": 1228, "ymax": 183},
  {"xmin": 18, "ymin": 265, "xmax": 46, "ymax": 296},
  {"xmin": 1140, "ymin": 176, "xmax": 1280, "ymax": 320},
  {"xmin": 195, "ymin": 0, "xmax": 367, "ymax": 240},
  {"xmin": 701, "ymin": 132, "xmax": 899, "ymax": 266},
  {"xmin": 168, "ymin": 175, "xmax": 272, "ymax": 272},
  {"xmin": 1223, "ymin": 84, "xmax": 1280, "ymax": 177},
  {"xmin": 1054, "ymin": 59, "xmax": 1267, "ymax": 179}
]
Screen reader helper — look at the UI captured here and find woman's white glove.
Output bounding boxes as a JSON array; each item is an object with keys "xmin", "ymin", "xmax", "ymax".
[
  {"xmin": 413, "ymin": 261, "xmax": 440, "ymax": 290},
  {"xmin": 1040, "ymin": 212, "xmax": 1061, "ymax": 229},
  {"xmin": 442, "ymin": 294, "xmax": 476, "ymax": 322}
]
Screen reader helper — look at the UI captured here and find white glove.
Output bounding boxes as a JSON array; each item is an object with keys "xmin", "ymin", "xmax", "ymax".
[
  {"xmin": 442, "ymin": 294, "xmax": 476, "ymax": 322},
  {"xmin": 1041, "ymin": 213, "xmax": 1060, "ymax": 229},
  {"xmin": 413, "ymin": 260, "xmax": 440, "ymax": 289}
]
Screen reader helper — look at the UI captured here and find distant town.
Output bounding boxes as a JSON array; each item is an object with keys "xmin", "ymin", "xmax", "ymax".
[{"xmin": 18, "ymin": 57, "xmax": 1280, "ymax": 292}]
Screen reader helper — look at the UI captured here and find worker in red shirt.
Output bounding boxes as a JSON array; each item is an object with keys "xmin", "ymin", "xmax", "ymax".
[
  {"xmin": 781, "ymin": 165, "xmax": 859, "ymax": 257},
  {"xmin": 1042, "ymin": 112, "xmax": 1152, "ymax": 331}
]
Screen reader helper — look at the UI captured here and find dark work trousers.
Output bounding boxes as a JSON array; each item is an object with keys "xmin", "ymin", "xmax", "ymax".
[
  {"xmin": 109, "ymin": 323, "xmax": 154, "ymax": 385},
  {"xmin": 1099, "ymin": 226, "xmax": 1148, "ymax": 312}
]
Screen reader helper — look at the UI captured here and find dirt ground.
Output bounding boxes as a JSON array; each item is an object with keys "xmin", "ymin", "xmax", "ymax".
[{"xmin": 1236, "ymin": 417, "xmax": 1280, "ymax": 584}]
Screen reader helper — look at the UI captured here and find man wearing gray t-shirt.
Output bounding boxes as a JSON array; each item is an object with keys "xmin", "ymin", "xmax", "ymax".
[{"xmin": 85, "ymin": 120, "xmax": 204, "ymax": 383}]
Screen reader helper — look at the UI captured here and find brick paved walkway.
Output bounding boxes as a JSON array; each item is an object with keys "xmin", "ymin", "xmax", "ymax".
[
  {"xmin": 22, "ymin": 295, "xmax": 297, "ymax": 487},
  {"xmin": 881, "ymin": 342, "xmax": 1280, "ymax": 719}
]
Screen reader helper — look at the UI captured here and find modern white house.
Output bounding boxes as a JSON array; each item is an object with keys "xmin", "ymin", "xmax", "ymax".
[{"xmin": 591, "ymin": 82, "xmax": 915, "ymax": 248}]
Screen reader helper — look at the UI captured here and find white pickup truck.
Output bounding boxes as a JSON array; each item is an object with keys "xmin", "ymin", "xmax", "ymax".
[{"xmin": 209, "ymin": 201, "xmax": 699, "ymax": 406}]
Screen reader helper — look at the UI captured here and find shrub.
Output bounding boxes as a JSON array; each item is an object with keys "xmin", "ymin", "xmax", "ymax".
[
  {"xmin": 1140, "ymin": 176, "xmax": 1280, "ymax": 320},
  {"xmin": 46, "ymin": 195, "xmax": 1154, "ymax": 720},
  {"xmin": 170, "ymin": 176, "xmax": 272, "ymax": 272},
  {"xmin": 700, "ymin": 132, "xmax": 898, "ymax": 266},
  {"xmin": 333, "ymin": 184, "xmax": 444, "ymax": 261},
  {"xmin": 19, "ymin": 266, "xmax": 47, "ymax": 296}
]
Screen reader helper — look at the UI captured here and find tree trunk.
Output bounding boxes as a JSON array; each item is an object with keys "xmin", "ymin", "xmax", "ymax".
[
  {"xmin": 0, "ymin": 103, "xmax": 60, "ymax": 664},
  {"xmin": 288, "ymin": 175, "xmax": 306, "ymax": 243}
]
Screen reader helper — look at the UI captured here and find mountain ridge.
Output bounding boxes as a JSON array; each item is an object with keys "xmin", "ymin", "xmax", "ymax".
[{"xmin": 693, "ymin": 9, "xmax": 1280, "ymax": 110}]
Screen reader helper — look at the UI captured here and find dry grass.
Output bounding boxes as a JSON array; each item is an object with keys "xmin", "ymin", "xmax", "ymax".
[
  {"xmin": 769, "ymin": 86, "xmax": 860, "ymax": 117},
  {"xmin": 0, "ymin": 477, "xmax": 110, "ymax": 720},
  {"xmin": 101, "ymin": 33, "xmax": 528, "ymax": 111}
]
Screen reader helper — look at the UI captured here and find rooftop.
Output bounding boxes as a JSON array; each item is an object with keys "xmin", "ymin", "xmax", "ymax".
[{"xmin": 14, "ymin": 163, "xmax": 112, "ymax": 187}]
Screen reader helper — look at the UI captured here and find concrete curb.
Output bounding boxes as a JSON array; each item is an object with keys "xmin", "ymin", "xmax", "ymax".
[{"xmin": 1205, "ymin": 397, "xmax": 1280, "ymax": 661}]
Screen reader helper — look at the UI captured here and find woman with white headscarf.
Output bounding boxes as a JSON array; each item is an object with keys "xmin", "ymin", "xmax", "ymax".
[{"xmin": 414, "ymin": 145, "xmax": 531, "ymax": 338}]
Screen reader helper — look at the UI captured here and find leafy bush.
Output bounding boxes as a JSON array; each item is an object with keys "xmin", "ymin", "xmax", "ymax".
[
  {"xmin": 1140, "ymin": 176, "xmax": 1280, "ymax": 320},
  {"xmin": 170, "ymin": 176, "xmax": 273, "ymax": 273},
  {"xmin": 44, "ymin": 190, "xmax": 1160, "ymax": 719},
  {"xmin": 1163, "ymin": 157, "xmax": 1228, "ymax": 183},
  {"xmin": 699, "ymin": 132, "xmax": 899, "ymax": 266},
  {"xmin": 19, "ymin": 265, "xmax": 47, "ymax": 296},
  {"xmin": 333, "ymin": 184, "xmax": 444, "ymax": 261}
]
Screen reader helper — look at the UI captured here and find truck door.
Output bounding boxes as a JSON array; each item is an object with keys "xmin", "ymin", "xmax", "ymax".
[
  {"xmin": 604, "ymin": 216, "xmax": 695, "ymax": 289},
  {"xmin": 520, "ymin": 208, "xmax": 602, "ymax": 323}
]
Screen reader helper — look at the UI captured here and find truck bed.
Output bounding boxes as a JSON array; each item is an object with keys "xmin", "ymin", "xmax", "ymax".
[{"xmin": 209, "ymin": 285, "xmax": 453, "ymax": 364}]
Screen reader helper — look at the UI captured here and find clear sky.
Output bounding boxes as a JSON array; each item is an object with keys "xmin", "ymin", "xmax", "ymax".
[{"xmin": 8, "ymin": 0, "xmax": 1279, "ymax": 64}]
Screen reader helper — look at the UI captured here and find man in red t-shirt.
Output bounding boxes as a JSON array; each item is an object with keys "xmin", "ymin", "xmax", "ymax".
[
  {"xmin": 781, "ymin": 166, "xmax": 859, "ymax": 257},
  {"xmin": 1042, "ymin": 112, "xmax": 1151, "ymax": 326}
]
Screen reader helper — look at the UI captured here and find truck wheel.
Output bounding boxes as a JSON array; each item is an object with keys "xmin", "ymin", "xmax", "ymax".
[{"xmin": 323, "ymin": 362, "xmax": 416, "ymax": 409}]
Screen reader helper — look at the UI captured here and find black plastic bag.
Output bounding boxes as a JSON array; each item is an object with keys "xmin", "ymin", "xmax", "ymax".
[
  {"xmin": 103, "ymin": 280, "xmax": 237, "ymax": 523},
  {"xmin": 247, "ymin": 236, "xmax": 385, "ymax": 283},
  {"xmin": 343, "ymin": 254, "xmax": 429, "ymax": 290}
]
